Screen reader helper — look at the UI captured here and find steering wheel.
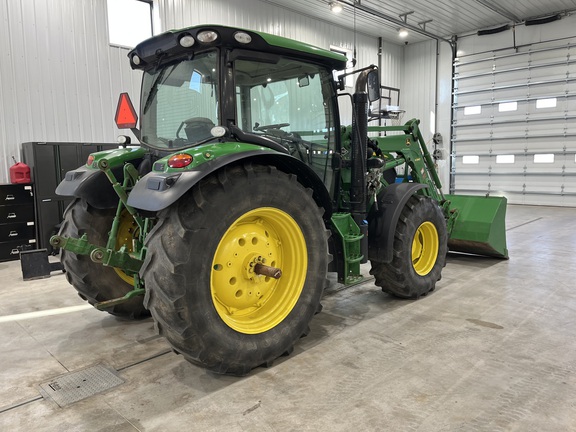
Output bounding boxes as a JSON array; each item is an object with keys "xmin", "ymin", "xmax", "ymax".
[
  {"xmin": 253, "ymin": 123, "xmax": 290, "ymax": 132},
  {"xmin": 176, "ymin": 117, "xmax": 215, "ymax": 140}
]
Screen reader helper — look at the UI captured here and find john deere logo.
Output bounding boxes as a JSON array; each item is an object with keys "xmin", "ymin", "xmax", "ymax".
[{"xmin": 405, "ymin": 138, "xmax": 411, "ymax": 146}]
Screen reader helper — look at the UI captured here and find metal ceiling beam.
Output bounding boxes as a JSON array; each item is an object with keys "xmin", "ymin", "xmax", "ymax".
[
  {"xmin": 472, "ymin": 0, "xmax": 522, "ymax": 23},
  {"xmin": 339, "ymin": 0, "xmax": 452, "ymax": 43}
]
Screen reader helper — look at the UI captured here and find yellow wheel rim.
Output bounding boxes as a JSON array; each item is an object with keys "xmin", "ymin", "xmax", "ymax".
[
  {"xmin": 411, "ymin": 221, "xmax": 439, "ymax": 276},
  {"xmin": 113, "ymin": 210, "xmax": 139, "ymax": 285},
  {"xmin": 210, "ymin": 207, "xmax": 307, "ymax": 334}
]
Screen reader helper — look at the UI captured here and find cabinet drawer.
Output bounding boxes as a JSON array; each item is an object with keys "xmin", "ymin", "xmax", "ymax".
[
  {"xmin": 0, "ymin": 184, "xmax": 34, "ymax": 204},
  {"xmin": 0, "ymin": 239, "xmax": 36, "ymax": 262},
  {"xmin": 0, "ymin": 204, "xmax": 35, "ymax": 224},
  {"xmin": 0, "ymin": 222, "xmax": 35, "ymax": 242}
]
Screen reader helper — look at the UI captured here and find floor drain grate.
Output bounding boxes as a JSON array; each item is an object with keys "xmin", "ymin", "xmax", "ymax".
[{"xmin": 39, "ymin": 364, "xmax": 125, "ymax": 407}]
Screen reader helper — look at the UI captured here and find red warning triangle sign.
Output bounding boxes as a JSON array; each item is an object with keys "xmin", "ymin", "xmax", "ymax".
[{"xmin": 115, "ymin": 93, "xmax": 138, "ymax": 129}]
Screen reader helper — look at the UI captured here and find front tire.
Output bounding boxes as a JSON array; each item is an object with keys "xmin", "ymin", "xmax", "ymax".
[
  {"xmin": 59, "ymin": 199, "xmax": 148, "ymax": 318},
  {"xmin": 141, "ymin": 164, "xmax": 329, "ymax": 375},
  {"xmin": 370, "ymin": 195, "xmax": 447, "ymax": 299}
]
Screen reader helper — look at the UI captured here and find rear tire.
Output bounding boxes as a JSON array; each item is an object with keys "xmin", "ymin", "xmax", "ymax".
[
  {"xmin": 370, "ymin": 195, "xmax": 447, "ymax": 299},
  {"xmin": 141, "ymin": 164, "xmax": 329, "ymax": 375},
  {"xmin": 59, "ymin": 199, "xmax": 148, "ymax": 319}
]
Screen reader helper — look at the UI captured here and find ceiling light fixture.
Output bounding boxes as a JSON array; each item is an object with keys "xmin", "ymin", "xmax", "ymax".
[
  {"xmin": 330, "ymin": 1, "xmax": 343, "ymax": 13},
  {"xmin": 397, "ymin": 10, "xmax": 413, "ymax": 39}
]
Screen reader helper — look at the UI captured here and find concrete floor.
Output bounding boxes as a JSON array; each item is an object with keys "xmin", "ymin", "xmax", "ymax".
[{"xmin": 0, "ymin": 204, "xmax": 575, "ymax": 431}]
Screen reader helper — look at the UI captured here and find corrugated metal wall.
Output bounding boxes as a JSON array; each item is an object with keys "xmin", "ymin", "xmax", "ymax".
[
  {"xmin": 0, "ymin": 0, "xmax": 141, "ymax": 183},
  {"xmin": 400, "ymin": 39, "xmax": 454, "ymax": 188},
  {"xmin": 380, "ymin": 39, "xmax": 404, "ymax": 91},
  {"xmin": 0, "ymin": 0, "xmax": 407, "ymax": 183},
  {"xmin": 158, "ymin": 0, "xmax": 380, "ymax": 74},
  {"xmin": 402, "ymin": 39, "xmax": 438, "ymax": 142}
]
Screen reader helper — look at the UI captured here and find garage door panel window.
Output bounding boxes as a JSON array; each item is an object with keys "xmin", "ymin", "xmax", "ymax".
[
  {"xmin": 464, "ymin": 105, "xmax": 482, "ymax": 115},
  {"xmin": 452, "ymin": 39, "xmax": 576, "ymax": 205},
  {"xmin": 533, "ymin": 154, "xmax": 555, "ymax": 163},
  {"xmin": 536, "ymin": 98, "xmax": 557, "ymax": 109},
  {"xmin": 496, "ymin": 155, "xmax": 515, "ymax": 164}
]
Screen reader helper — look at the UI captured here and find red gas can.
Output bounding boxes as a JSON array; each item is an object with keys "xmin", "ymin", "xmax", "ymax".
[{"xmin": 10, "ymin": 157, "xmax": 31, "ymax": 184}]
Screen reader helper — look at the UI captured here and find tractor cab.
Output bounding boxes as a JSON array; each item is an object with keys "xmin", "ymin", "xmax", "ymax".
[{"xmin": 124, "ymin": 25, "xmax": 348, "ymax": 190}]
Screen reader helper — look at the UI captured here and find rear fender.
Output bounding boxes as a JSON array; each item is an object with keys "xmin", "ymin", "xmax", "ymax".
[
  {"xmin": 127, "ymin": 150, "xmax": 333, "ymax": 217},
  {"xmin": 367, "ymin": 183, "xmax": 427, "ymax": 263},
  {"xmin": 56, "ymin": 147, "xmax": 146, "ymax": 209}
]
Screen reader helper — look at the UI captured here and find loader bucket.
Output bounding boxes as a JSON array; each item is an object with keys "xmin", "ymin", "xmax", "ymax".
[{"xmin": 445, "ymin": 194, "xmax": 509, "ymax": 259}]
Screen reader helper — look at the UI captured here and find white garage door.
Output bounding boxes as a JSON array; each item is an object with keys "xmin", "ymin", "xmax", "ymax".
[{"xmin": 451, "ymin": 39, "xmax": 576, "ymax": 206}]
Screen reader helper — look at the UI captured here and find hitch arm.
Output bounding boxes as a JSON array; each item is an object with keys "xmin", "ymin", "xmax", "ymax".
[
  {"xmin": 50, "ymin": 235, "xmax": 143, "ymax": 273},
  {"xmin": 90, "ymin": 245, "xmax": 143, "ymax": 274},
  {"xmin": 94, "ymin": 287, "xmax": 145, "ymax": 310},
  {"xmin": 50, "ymin": 233, "xmax": 96, "ymax": 255}
]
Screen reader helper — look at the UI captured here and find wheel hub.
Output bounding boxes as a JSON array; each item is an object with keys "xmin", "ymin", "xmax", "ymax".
[
  {"xmin": 210, "ymin": 207, "xmax": 307, "ymax": 334},
  {"xmin": 411, "ymin": 221, "xmax": 439, "ymax": 276}
]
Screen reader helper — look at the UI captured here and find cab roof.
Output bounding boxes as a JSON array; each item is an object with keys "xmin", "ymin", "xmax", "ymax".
[{"xmin": 128, "ymin": 24, "xmax": 348, "ymax": 72}]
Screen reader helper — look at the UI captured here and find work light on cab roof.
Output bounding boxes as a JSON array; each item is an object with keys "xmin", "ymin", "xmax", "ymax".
[
  {"xmin": 179, "ymin": 33, "xmax": 195, "ymax": 47},
  {"xmin": 197, "ymin": 30, "xmax": 218, "ymax": 43},
  {"xmin": 234, "ymin": 31, "xmax": 252, "ymax": 43}
]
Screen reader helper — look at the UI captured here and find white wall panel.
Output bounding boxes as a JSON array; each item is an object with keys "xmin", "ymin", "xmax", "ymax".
[
  {"xmin": 402, "ymin": 39, "xmax": 437, "ymax": 141},
  {"xmin": 0, "ymin": 0, "xmax": 141, "ymax": 184},
  {"xmin": 158, "ymin": 0, "xmax": 380, "ymax": 71},
  {"xmin": 401, "ymin": 39, "xmax": 455, "ymax": 191},
  {"xmin": 379, "ymin": 40, "xmax": 404, "ymax": 90},
  {"xmin": 0, "ymin": 0, "xmax": 408, "ymax": 184}
]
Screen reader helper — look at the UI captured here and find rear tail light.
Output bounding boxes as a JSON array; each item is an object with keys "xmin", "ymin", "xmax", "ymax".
[{"xmin": 168, "ymin": 154, "xmax": 193, "ymax": 168}]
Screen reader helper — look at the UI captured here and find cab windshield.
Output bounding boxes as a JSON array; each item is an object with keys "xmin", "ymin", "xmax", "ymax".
[{"xmin": 140, "ymin": 50, "xmax": 219, "ymax": 150}]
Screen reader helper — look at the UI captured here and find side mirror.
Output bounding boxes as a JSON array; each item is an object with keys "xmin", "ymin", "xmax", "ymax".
[
  {"xmin": 367, "ymin": 70, "xmax": 380, "ymax": 103},
  {"xmin": 298, "ymin": 75, "xmax": 310, "ymax": 87}
]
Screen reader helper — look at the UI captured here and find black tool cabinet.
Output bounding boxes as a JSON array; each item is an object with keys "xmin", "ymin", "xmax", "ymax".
[
  {"xmin": 22, "ymin": 142, "xmax": 118, "ymax": 253},
  {"xmin": 0, "ymin": 184, "xmax": 37, "ymax": 261}
]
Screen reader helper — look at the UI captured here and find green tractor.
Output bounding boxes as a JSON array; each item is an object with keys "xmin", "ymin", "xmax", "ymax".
[{"xmin": 52, "ymin": 25, "xmax": 508, "ymax": 375}]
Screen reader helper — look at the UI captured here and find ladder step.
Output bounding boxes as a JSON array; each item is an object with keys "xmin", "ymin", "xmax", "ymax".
[
  {"xmin": 346, "ymin": 255, "xmax": 364, "ymax": 264},
  {"xmin": 343, "ymin": 234, "xmax": 363, "ymax": 243}
]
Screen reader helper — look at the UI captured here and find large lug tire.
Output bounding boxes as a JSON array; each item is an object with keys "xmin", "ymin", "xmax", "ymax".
[
  {"xmin": 59, "ymin": 199, "xmax": 149, "ymax": 319},
  {"xmin": 141, "ymin": 164, "xmax": 329, "ymax": 376},
  {"xmin": 370, "ymin": 195, "xmax": 448, "ymax": 299}
]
